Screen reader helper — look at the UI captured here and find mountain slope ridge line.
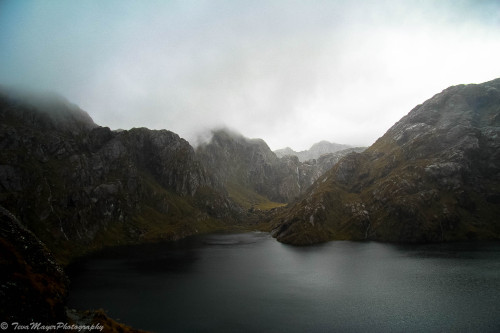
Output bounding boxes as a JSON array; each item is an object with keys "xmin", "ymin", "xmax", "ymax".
[{"xmin": 271, "ymin": 78, "xmax": 500, "ymax": 244}]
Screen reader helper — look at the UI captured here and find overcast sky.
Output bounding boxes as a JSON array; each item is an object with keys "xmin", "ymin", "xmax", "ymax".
[{"xmin": 1, "ymin": 0, "xmax": 500, "ymax": 150}]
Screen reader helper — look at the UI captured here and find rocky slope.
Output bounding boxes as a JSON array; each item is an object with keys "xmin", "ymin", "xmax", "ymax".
[
  {"xmin": 0, "ymin": 204, "xmax": 68, "ymax": 323},
  {"xmin": 0, "ymin": 204, "xmax": 148, "ymax": 331},
  {"xmin": 0, "ymin": 88, "xmax": 352, "ymax": 262},
  {"xmin": 305, "ymin": 147, "xmax": 366, "ymax": 173},
  {"xmin": 274, "ymin": 140, "xmax": 354, "ymax": 161},
  {"xmin": 272, "ymin": 78, "xmax": 500, "ymax": 244},
  {"xmin": 197, "ymin": 129, "xmax": 286, "ymax": 203},
  {"xmin": 196, "ymin": 129, "xmax": 355, "ymax": 207},
  {"xmin": 0, "ymin": 89, "xmax": 238, "ymax": 263}
]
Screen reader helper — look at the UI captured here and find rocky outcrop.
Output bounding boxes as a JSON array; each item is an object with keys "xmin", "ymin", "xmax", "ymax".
[
  {"xmin": 197, "ymin": 129, "xmax": 297, "ymax": 204},
  {"xmin": 275, "ymin": 147, "xmax": 365, "ymax": 200},
  {"xmin": 305, "ymin": 147, "xmax": 366, "ymax": 176},
  {"xmin": 0, "ymin": 89, "xmax": 237, "ymax": 262},
  {"xmin": 0, "ymin": 204, "xmax": 68, "ymax": 323},
  {"xmin": 274, "ymin": 141, "xmax": 355, "ymax": 161},
  {"xmin": 272, "ymin": 78, "xmax": 500, "ymax": 244},
  {"xmin": 0, "ymin": 204, "xmax": 149, "ymax": 331}
]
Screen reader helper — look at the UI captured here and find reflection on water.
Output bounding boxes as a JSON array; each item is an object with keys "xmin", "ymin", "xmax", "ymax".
[{"xmin": 68, "ymin": 233, "xmax": 500, "ymax": 333}]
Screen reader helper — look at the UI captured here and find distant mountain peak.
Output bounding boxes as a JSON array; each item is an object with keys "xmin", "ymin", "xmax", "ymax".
[
  {"xmin": 0, "ymin": 86, "xmax": 97, "ymax": 134},
  {"xmin": 274, "ymin": 140, "xmax": 354, "ymax": 161}
]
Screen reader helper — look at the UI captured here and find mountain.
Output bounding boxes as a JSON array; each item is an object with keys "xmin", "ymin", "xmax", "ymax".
[
  {"xmin": 197, "ymin": 129, "xmax": 285, "ymax": 204},
  {"xmin": 274, "ymin": 141, "xmax": 355, "ymax": 161},
  {"xmin": 2, "ymin": 79, "xmax": 499, "ymax": 330},
  {"xmin": 196, "ymin": 129, "xmax": 356, "ymax": 208},
  {"xmin": 271, "ymin": 78, "xmax": 500, "ymax": 244},
  {"xmin": 0, "ymin": 88, "xmax": 239, "ymax": 263},
  {"xmin": 0, "ymin": 88, "xmax": 355, "ymax": 262},
  {"xmin": 0, "ymin": 88, "xmax": 357, "ymax": 331},
  {"xmin": 307, "ymin": 147, "xmax": 366, "ymax": 171},
  {"xmin": 196, "ymin": 129, "xmax": 300, "ymax": 207}
]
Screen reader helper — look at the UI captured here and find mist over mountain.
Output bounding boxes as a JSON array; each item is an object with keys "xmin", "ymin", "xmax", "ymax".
[
  {"xmin": 2, "ymin": 0, "xmax": 500, "ymax": 330},
  {"xmin": 1, "ymin": 78, "xmax": 500, "ymax": 329},
  {"xmin": 2, "ymin": 79, "xmax": 499, "ymax": 258},
  {"xmin": 196, "ymin": 128, "xmax": 356, "ymax": 207},
  {"xmin": 0, "ymin": 86, "xmax": 355, "ymax": 325},
  {"xmin": 0, "ymin": 86, "xmax": 352, "ymax": 264},
  {"xmin": 0, "ymin": 88, "xmax": 242, "ymax": 264},
  {"xmin": 274, "ymin": 141, "xmax": 357, "ymax": 161}
]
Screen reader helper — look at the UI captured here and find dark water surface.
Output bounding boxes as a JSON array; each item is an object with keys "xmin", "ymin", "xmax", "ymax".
[{"xmin": 67, "ymin": 232, "xmax": 500, "ymax": 332}]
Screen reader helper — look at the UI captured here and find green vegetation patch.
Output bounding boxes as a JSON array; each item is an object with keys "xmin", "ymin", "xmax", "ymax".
[{"xmin": 226, "ymin": 181, "xmax": 285, "ymax": 210}]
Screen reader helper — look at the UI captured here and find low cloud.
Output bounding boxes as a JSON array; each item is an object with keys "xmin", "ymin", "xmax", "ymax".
[{"xmin": 1, "ymin": 0, "xmax": 499, "ymax": 150}]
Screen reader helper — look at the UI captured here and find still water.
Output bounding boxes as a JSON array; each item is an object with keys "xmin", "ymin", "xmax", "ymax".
[{"xmin": 67, "ymin": 232, "xmax": 500, "ymax": 332}]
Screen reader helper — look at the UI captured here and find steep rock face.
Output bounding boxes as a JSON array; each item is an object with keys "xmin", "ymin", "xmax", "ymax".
[
  {"xmin": 197, "ymin": 129, "xmax": 295, "ymax": 203},
  {"xmin": 274, "ymin": 140, "xmax": 354, "ymax": 161},
  {"xmin": 0, "ymin": 205, "xmax": 68, "ymax": 323},
  {"xmin": 308, "ymin": 147, "xmax": 366, "ymax": 175},
  {"xmin": 0, "ymin": 90, "xmax": 236, "ymax": 262},
  {"xmin": 196, "ymin": 129, "xmax": 355, "ymax": 205},
  {"xmin": 277, "ymin": 147, "xmax": 365, "ymax": 199},
  {"xmin": 272, "ymin": 78, "xmax": 500, "ymax": 244}
]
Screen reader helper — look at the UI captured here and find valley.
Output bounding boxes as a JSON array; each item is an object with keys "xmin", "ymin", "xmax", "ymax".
[{"xmin": 1, "ymin": 78, "xmax": 499, "ymax": 330}]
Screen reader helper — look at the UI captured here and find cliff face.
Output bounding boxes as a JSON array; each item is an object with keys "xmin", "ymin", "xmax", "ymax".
[
  {"xmin": 196, "ymin": 129, "xmax": 283, "ymax": 202},
  {"xmin": 0, "ymin": 90, "xmax": 237, "ymax": 262},
  {"xmin": 196, "ymin": 129, "xmax": 356, "ymax": 206},
  {"xmin": 0, "ymin": 88, "xmax": 352, "ymax": 262},
  {"xmin": 272, "ymin": 79, "xmax": 500, "ymax": 244},
  {"xmin": 275, "ymin": 148, "xmax": 365, "ymax": 201}
]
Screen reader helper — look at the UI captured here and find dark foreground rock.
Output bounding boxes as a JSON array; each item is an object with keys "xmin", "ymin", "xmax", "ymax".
[
  {"xmin": 0, "ymin": 205, "xmax": 149, "ymax": 331},
  {"xmin": 0, "ymin": 204, "xmax": 67, "ymax": 323}
]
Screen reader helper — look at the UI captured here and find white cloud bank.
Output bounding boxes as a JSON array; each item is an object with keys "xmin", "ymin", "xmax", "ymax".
[{"xmin": 1, "ymin": 0, "xmax": 500, "ymax": 150}]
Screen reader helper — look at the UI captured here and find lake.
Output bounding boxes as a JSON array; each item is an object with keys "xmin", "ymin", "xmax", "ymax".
[{"xmin": 67, "ymin": 232, "xmax": 500, "ymax": 332}]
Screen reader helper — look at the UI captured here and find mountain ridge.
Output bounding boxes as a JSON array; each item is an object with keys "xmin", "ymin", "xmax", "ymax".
[
  {"xmin": 1, "ymin": 79, "xmax": 500, "ymax": 331},
  {"xmin": 196, "ymin": 129, "xmax": 364, "ymax": 209},
  {"xmin": 271, "ymin": 78, "xmax": 500, "ymax": 244},
  {"xmin": 0, "ymin": 90, "xmax": 242, "ymax": 263},
  {"xmin": 0, "ymin": 88, "xmax": 355, "ymax": 263},
  {"xmin": 274, "ymin": 140, "xmax": 356, "ymax": 161}
]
